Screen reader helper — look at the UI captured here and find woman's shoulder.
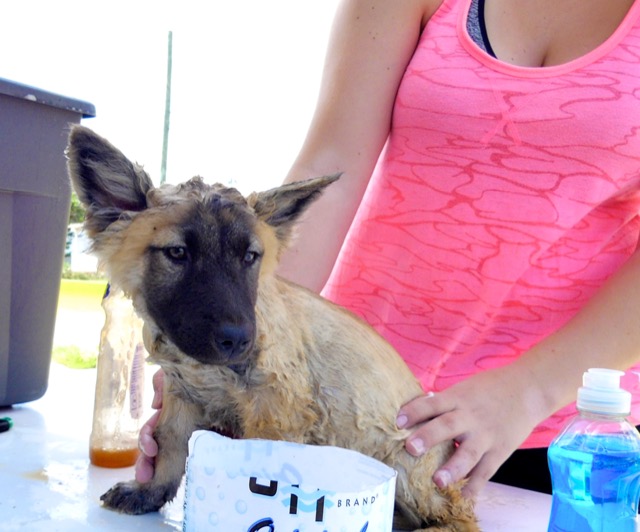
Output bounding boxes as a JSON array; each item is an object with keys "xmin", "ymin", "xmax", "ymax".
[{"xmin": 342, "ymin": 0, "xmax": 446, "ymax": 27}]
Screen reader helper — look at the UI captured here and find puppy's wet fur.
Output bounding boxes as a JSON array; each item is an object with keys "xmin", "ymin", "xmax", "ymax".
[{"xmin": 67, "ymin": 126, "xmax": 478, "ymax": 531}]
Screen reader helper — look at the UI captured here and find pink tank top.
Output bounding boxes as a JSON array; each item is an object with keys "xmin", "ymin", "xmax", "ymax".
[{"xmin": 323, "ymin": 0, "xmax": 640, "ymax": 448}]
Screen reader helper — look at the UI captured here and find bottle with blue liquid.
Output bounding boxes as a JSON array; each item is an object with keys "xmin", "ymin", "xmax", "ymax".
[{"xmin": 548, "ymin": 368, "xmax": 640, "ymax": 532}]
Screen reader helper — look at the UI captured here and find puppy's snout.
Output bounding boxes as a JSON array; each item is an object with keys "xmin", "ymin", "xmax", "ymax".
[{"xmin": 215, "ymin": 323, "xmax": 253, "ymax": 359}]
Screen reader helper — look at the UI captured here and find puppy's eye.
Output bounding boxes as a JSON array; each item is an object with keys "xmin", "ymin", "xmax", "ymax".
[
  {"xmin": 164, "ymin": 246, "xmax": 188, "ymax": 262},
  {"xmin": 242, "ymin": 250, "xmax": 260, "ymax": 266}
]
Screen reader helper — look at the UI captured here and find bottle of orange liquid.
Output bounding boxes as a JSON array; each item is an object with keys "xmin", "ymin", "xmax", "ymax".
[{"xmin": 89, "ymin": 284, "xmax": 146, "ymax": 468}]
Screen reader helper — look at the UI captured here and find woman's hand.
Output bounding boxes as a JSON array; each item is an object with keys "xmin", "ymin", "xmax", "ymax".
[
  {"xmin": 135, "ymin": 369, "xmax": 165, "ymax": 483},
  {"xmin": 396, "ymin": 364, "xmax": 547, "ymax": 499},
  {"xmin": 397, "ymin": 251, "xmax": 640, "ymax": 499}
]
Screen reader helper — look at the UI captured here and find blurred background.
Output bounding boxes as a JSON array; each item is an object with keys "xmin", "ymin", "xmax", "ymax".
[
  {"xmin": 2, "ymin": 0, "xmax": 340, "ymax": 193},
  {"xmin": 2, "ymin": 0, "xmax": 341, "ymax": 369}
]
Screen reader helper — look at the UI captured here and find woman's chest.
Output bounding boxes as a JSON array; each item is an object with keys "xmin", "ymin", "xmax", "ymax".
[{"xmin": 483, "ymin": 0, "xmax": 636, "ymax": 67}]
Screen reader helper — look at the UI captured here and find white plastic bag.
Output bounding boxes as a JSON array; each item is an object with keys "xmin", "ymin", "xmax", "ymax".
[{"xmin": 183, "ymin": 431, "xmax": 397, "ymax": 531}]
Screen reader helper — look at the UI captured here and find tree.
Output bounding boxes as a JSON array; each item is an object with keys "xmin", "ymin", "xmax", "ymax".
[{"xmin": 68, "ymin": 191, "xmax": 85, "ymax": 224}]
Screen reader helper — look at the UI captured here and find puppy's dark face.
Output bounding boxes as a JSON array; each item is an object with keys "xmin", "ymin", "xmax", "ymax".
[
  {"xmin": 66, "ymin": 125, "xmax": 340, "ymax": 367},
  {"xmin": 141, "ymin": 195, "xmax": 262, "ymax": 366}
]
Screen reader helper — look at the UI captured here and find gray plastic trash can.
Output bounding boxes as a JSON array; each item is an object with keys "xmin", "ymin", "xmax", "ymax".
[{"xmin": 0, "ymin": 78, "xmax": 95, "ymax": 406}]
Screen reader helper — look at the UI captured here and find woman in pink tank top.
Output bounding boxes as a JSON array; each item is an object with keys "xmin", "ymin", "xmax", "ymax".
[
  {"xmin": 277, "ymin": 0, "xmax": 640, "ymax": 498},
  {"xmin": 137, "ymin": 0, "xmax": 640, "ymax": 501}
]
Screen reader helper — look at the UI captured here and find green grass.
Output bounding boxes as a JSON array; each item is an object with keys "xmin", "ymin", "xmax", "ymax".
[
  {"xmin": 57, "ymin": 278, "xmax": 108, "ymax": 312},
  {"xmin": 54, "ymin": 279, "xmax": 107, "ymax": 369},
  {"xmin": 52, "ymin": 345, "xmax": 97, "ymax": 369}
]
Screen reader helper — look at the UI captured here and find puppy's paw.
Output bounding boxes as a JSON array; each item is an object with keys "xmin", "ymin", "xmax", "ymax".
[{"xmin": 100, "ymin": 480, "xmax": 174, "ymax": 515}]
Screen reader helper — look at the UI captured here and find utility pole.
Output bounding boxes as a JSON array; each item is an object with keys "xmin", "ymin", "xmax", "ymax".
[{"xmin": 160, "ymin": 31, "xmax": 173, "ymax": 184}]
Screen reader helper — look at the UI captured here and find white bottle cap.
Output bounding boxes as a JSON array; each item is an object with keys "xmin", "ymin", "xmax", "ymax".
[{"xmin": 577, "ymin": 368, "xmax": 631, "ymax": 415}]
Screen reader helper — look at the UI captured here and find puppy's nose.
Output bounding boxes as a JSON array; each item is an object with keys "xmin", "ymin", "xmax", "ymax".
[{"xmin": 215, "ymin": 323, "xmax": 252, "ymax": 358}]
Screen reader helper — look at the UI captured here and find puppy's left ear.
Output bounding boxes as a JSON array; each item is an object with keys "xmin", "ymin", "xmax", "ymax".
[{"xmin": 248, "ymin": 174, "xmax": 340, "ymax": 244}]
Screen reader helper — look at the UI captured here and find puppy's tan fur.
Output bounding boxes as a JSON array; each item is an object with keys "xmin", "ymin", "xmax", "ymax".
[{"xmin": 67, "ymin": 126, "xmax": 478, "ymax": 531}]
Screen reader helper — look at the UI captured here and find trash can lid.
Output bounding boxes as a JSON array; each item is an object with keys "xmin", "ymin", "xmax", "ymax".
[{"xmin": 0, "ymin": 77, "xmax": 96, "ymax": 118}]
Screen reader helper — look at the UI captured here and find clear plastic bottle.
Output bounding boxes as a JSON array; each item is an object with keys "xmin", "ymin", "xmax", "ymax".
[
  {"xmin": 547, "ymin": 368, "xmax": 640, "ymax": 532},
  {"xmin": 89, "ymin": 284, "xmax": 146, "ymax": 468}
]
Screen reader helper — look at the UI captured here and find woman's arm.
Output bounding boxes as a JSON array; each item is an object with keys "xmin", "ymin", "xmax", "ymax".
[
  {"xmin": 398, "ymin": 249, "xmax": 640, "ymax": 498},
  {"xmin": 277, "ymin": 0, "xmax": 441, "ymax": 291}
]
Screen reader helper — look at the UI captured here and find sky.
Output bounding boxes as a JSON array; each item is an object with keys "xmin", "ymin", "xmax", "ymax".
[{"xmin": 2, "ymin": 0, "xmax": 341, "ymax": 194}]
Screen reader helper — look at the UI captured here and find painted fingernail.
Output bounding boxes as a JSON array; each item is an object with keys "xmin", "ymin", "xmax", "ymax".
[
  {"xmin": 407, "ymin": 438, "xmax": 425, "ymax": 455},
  {"xmin": 434, "ymin": 469, "xmax": 452, "ymax": 489},
  {"xmin": 396, "ymin": 414, "xmax": 408, "ymax": 428}
]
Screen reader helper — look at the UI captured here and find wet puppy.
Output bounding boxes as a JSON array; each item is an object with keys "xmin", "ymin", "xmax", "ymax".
[{"xmin": 67, "ymin": 126, "xmax": 477, "ymax": 531}]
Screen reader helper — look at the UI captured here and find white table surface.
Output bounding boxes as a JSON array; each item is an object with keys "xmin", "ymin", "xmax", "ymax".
[{"xmin": 0, "ymin": 363, "xmax": 554, "ymax": 531}]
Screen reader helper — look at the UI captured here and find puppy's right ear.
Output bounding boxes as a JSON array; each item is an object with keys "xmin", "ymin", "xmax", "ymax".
[{"xmin": 66, "ymin": 125, "xmax": 154, "ymax": 236}]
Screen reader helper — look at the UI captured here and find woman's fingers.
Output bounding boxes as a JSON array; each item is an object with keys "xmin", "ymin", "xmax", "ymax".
[
  {"xmin": 151, "ymin": 369, "xmax": 165, "ymax": 409},
  {"xmin": 134, "ymin": 408, "xmax": 162, "ymax": 483},
  {"xmin": 395, "ymin": 367, "xmax": 538, "ymax": 499},
  {"xmin": 135, "ymin": 452, "xmax": 156, "ymax": 483},
  {"xmin": 396, "ymin": 391, "xmax": 438, "ymax": 429}
]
